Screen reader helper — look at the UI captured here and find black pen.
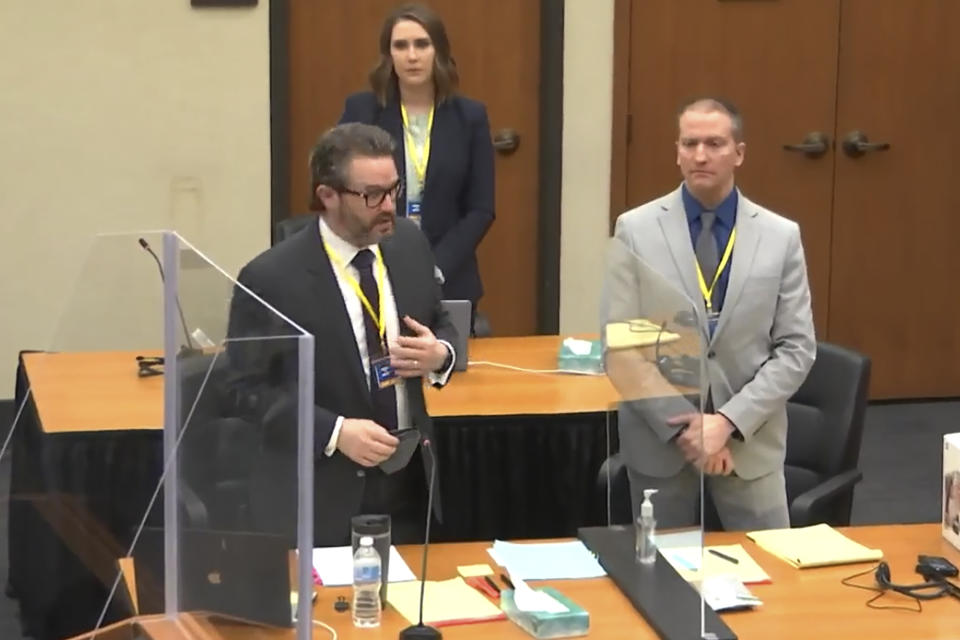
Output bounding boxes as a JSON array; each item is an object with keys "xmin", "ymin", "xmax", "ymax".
[
  {"xmin": 500, "ymin": 573, "xmax": 516, "ymax": 590},
  {"xmin": 708, "ymin": 549, "xmax": 739, "ymax": 565},
  {"xmin": 483, "ymin": 575, "xmax": 501, "ymax": 594}
]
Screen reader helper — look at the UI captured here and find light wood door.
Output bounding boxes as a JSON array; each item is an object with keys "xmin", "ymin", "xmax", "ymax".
[
  {"xmin": 286, "ymin": 1, "xmax": 541, "ymax": 335},
  {"xmin": 619, "ymin": 0, "xmax": 840, "ymax": 335},
  {"xmin": 828, "ymin": 0, "xmax": 960, "ymax": 397}
]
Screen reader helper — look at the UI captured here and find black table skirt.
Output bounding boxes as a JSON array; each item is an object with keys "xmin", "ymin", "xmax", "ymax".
[
  {"xmin": 7, "ymin": 355, "xmax": 617, "ymax": 639},
  {"xmin": 432, "ymin": 413, "xmax": 616, "ymax": 542}
]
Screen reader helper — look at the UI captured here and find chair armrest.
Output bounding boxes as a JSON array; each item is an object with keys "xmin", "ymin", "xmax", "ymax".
[
  {"xmin": 790, "ymin": 469, "xmax": 862, "ymax": 527},
  {"xmin": 179, "ymin": 481, "xmax": 210, "ymax": 529}
]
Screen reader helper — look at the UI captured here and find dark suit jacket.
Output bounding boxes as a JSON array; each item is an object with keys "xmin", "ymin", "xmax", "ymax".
[
  {"xmin": 339, "ymin": 91, "xmax": 495, "ymax": 303},
  {"xmin": 226, "ymin": 218, "xmax": 455, "ymax": 545}
]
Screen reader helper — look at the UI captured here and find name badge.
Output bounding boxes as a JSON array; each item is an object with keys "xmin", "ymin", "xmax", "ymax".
[
  {"xmin": 406, "ymin": 200, "xmax": 422, "ymax": 227},
  {"xmin": 371, "ymin": 355, "xmax": 398, "ymax": 388}
]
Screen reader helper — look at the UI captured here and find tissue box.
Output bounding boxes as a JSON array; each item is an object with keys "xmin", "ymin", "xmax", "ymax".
[
  {"xmin": 500, "ymin": 587, "xmax": 589, "ymax": 639},
  {"xmin": 943, "ymin": 433, "xmax": 960, "ymax": 551},
  {"xmin": 557, "ymin": 338, "xmax": 603, "ymax": 374}
]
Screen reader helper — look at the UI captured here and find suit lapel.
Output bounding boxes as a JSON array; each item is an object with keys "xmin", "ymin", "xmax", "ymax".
[
  {"xmin": 422, "ymin": 100, "xmax": 452, "ymax": 195},
  {"xmin": 657, "ymin": 188, "xmax": 702, "ymax": 319},
  {"xmin": 303, "ymin": 224, "xmax": 371, "ymax": 402},
  {"xmin": 711, "ymin": 195, "xmax": 761, "ymax": 343}
]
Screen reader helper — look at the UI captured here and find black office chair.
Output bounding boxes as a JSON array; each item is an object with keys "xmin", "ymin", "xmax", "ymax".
[
  {"xmin": 274, "ymin": 213, "xmax": 319, "ymax": 244},
  {"xmin": 177, "ymin": 352, "xmax": 260, "ymax": 530},
  {"xmin": 596, "ymin": 341, "xmax": 871, "ymax": 529}
]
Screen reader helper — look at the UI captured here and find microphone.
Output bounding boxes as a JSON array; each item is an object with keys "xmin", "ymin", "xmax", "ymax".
[
  {"xmin": 399, "ymin": 439, "xmax": 442, "ymax": 640},
  {"xmin": 138, "ymin": 237, "xmax": 201, "ymax": 357}
]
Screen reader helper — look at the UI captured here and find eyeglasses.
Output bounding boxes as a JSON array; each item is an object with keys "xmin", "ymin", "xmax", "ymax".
[{"xmin": 339, "ymin": 180, "xmax": 404, "ymax": 209}]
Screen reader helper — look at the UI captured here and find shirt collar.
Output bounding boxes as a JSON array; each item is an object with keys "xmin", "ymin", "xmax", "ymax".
[
  {"xmin": 318, "ymin": 215, "xmax": 377, "ymax": 265},
  {"xmin": 681, "ymin": 183, "xmax": 738, "ymax": 228}
]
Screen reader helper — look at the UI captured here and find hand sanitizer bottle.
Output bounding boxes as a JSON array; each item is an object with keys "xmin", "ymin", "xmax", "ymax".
[{"xmin": 636, "ymin": 488, "xmax": 659, "ymax": 564}]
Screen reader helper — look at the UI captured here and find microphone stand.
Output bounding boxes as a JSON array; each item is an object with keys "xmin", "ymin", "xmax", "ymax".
[
  {"xmin": 138, "ymin": 237, "xmax": 202, "ymax": 358},
  {"xmin": 399, "ymin": 439, "xmax": 442, "ymax": 639}
]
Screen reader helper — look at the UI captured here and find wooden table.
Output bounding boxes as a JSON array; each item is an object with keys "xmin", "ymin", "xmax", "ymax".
[
  {"xmin": 425, "ymin": 335, "xmax": 619, "ymax": 417},
  {"xmin": 23, "ymin": 336, "xmax": 619, "ymax": 431},
  {"xmin": 71, "ymin": 524, "xmax": 960, "ymax": 640},
  {"xmin": 22, "ymin": 350, "xmax": 164, "ymax": 433},
  {"xmin": 12, "ymin": 339, "xmax": 622, "ymax": 639}
]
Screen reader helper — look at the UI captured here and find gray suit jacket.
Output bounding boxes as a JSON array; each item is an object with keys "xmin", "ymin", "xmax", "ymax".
[{"xmin": 609, "ymin": 185, "xmax": 816, "ymax": 480}]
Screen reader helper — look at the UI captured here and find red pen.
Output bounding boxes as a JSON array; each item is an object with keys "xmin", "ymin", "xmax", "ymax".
[{"xmin": 465, "ymin": 576, "xmax": 499, "ymax": 599}]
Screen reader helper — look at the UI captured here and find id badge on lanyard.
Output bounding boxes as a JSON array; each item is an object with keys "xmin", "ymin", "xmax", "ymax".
[
  {"xmin": 697, "ymin": 227, "xmax": 737, "ymax": 337},
  {"xmin": 406, "ymin": 200, "xmax": 422, "ymax": 228},
  {"xmin": 371, "ymin": 353, "xmax": 398, "ymax": 388}
]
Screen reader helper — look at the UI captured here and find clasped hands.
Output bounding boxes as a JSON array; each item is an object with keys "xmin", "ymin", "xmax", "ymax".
[{"xmin": 668, "ymin": 412, "xmax": 736, "ymax": 476}]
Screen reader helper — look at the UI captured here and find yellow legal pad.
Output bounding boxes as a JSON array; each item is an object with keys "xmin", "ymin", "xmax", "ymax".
[
  {"xmin": 457, "ymin": 563, "xmax": 495, "ymax": 577},
  {"xmin": 605, "ymin": 319, "xmax": 681, "ymax": 350},
  {"xmin": 386, "ymin": 577, "xmax": 505, "ymax": 626},
  {"xmin": 747, "ymin": 523, "xmax": 884, "ymax": 569}
]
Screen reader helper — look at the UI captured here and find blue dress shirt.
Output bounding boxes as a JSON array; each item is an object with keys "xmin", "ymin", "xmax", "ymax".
[{"xmin": 682, "ymin": 184, "xmax": 738, "ymax": 313}]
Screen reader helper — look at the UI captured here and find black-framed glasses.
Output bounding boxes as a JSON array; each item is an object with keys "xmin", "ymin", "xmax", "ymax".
[{"xmin": 339, "ymin": 180, "xmax": 404, "ymax": 209}]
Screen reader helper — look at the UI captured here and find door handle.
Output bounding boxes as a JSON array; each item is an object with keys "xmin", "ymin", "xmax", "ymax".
[
  {"xmin": 492, "ymin": 129, "xmax": 520, "ymax": 155},
  {"xmin": 782, "ymin": 132, "xmax": 830, "ymax": 158},
  {"xmin": 841, "ymin": 130, "xmax": 891, "ymax": 158}
]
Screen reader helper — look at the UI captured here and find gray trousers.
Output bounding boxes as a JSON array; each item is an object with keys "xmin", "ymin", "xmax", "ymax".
[{"xmin": 627, "ymin": 465, "xmax": 790, "ymax": 531}]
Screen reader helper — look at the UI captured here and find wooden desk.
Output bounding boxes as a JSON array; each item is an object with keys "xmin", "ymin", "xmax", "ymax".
[
  {"xmin": 22, "ymin": 351, "xmax": 163, "ymax": 433},
  {"xmin": 24, "ymin": 336, "xmax": 619, "ymax": 431},
  {"xmin": 77, "ymin": 524, "xmax": 960, "ymax": 640},
  {"xmin": 425, "ymin": 336, "xmax": 618, "ymax": 417}
]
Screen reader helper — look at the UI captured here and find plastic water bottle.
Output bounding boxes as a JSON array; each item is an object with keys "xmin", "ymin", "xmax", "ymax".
[{"xmin": 352, "ymin": 536, "xmax": 382, "ymax": 627}]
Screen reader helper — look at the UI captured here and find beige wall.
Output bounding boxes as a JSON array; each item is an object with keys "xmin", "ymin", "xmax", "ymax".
[
  {"xmin": 560, "ymin": 0, "xmax": 614, "ymax": 335},
  {"xmin": 0, "ymin": 2, "xmax": 271, "ymax": 392},
  {"xmin": 0, "ymin": 1, "xmax": 614, "ymax": 395}
]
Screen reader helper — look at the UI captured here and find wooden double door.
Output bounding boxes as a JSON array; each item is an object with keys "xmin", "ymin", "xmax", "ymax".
[
  {"xmin": 614, "ymin": 0, "xmax": 960, "ymax": 398},
  {"xmin": 285, "ymin": 1, "xmax": 542, "ymax": 336}
]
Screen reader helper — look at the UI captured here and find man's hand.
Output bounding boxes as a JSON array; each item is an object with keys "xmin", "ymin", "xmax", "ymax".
[
  {"xmin": 668, "ymin": 412, "xmax": 736, "ymax": 465},
  {"xmin": 390, "ymin": 316, "xmax": 449, "ymax": 378},
  {"xmin": 702, "ymin": 447, "xmax": 735, "ymax": 476},
  {"xmin": 336, "ymin": 419, "xmax": 399, "ymax": 467}
]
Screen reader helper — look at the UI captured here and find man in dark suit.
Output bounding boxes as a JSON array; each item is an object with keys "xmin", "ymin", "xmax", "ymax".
[{"xmin": 228, "ymin": 123, "xmax": 457, "ymax": 545}]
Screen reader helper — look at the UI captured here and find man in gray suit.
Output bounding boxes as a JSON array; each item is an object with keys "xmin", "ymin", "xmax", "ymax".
[{"xmin": 609, "ymin": 98, "xmax": 816, "ymax": 530}]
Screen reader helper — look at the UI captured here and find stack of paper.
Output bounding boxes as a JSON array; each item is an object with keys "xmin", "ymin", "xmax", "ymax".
[
  {"xmin": 661, "ymin": 544, "xmax": 772, "ymax": 584},
  {"xmin": 488, "ymin": 540, "xmax": 607, "ymax": 580},
  {"xmin": 747, "ymin": 523, "xmax": 883, "ymax": 568},
  {"xmin": 386, "ymin": 578, "xmax": 505, "ymax": 626},
  {"xmin": 311, "ymin": 546, "xmax": 416, "ymax": 585},
  {"xmin": 605, "ymin": 319, "xmax": 681, "ymax": 350},
  {"xmin": 701, "ymin": 574, "xmax": 763, "ymax": 612}
]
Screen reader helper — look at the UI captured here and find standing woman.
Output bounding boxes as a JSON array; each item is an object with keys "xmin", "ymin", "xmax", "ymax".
[{"xmin": 339, "ymin": 3, "xmax": 495, "ymax": 320}]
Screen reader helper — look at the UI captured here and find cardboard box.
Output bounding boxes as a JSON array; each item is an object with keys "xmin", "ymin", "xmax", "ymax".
[{"xmin": 942, "ymin": 433, "xmax": 960, "ymax": 551}]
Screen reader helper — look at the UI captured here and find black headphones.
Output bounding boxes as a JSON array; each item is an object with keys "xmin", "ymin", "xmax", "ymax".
[
  {"xmin": 654, "ymin": 315, "xmax": 701, "ymax": 388},
  {"xmin": 874, "ymin": 562, "xmax": 948, "ymax": 600}
]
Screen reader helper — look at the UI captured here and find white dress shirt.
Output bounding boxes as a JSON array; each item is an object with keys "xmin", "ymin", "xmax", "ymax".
[{"xmin": 319, "ymin": 217, "xmax": 454, "ymax": 455}]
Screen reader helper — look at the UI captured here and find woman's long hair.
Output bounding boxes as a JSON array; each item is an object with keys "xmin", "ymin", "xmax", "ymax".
[{"xmin": 369, "ymin": 3, "xmax": 459, "ymax": 106}]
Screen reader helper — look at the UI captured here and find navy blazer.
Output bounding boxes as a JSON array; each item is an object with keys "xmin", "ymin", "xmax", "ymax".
[{"xmin": 339, "ymin": 91, "xmax": 495, "ymax": 303}]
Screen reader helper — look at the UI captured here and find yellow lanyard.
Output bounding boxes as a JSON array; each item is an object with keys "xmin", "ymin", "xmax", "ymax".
[
  {"xmin": 323, "ymin": 241, "xmax": 388, "ymax": 349},
  {"xmin": 400, "ymin": 103, "xmax": 434, "ymax": 189},
  {"xmin": 695, "ymin": 228, "xmax": 737, "ymax": 312}
]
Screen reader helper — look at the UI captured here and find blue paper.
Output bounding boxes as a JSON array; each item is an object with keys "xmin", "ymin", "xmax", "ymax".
[{"xmin": 490, "ymin": 540, "xmax": 607, "ymax": 581}]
